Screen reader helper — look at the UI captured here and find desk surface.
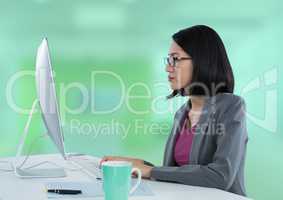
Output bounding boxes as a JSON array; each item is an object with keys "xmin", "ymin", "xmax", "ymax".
[{"xmin": 0, "ymin": 154, "xmax": 251, "ymax": 200}]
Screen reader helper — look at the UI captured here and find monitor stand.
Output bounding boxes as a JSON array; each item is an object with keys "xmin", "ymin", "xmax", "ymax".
[
  {"xmin": 15, "ymin": 167, "xmax": 66, "ymax": 178},
  {"xmin": 13, "ymin": 99, "xmax": 66, "ymax": 178}
]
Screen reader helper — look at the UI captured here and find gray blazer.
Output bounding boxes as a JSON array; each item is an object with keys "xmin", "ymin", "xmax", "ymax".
[{"xmin": 147, "ymin": 93, "xmax": 248, "ymax": 196}]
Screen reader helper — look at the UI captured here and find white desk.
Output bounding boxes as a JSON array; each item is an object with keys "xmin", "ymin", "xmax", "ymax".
[{"xmin": 0, "ymin": 154, "xmax": 251, "ymax": 200}]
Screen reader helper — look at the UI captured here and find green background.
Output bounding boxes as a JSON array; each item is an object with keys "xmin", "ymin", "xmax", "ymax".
[{"xmin": 0, "ymin": 0, "xmax": 282, "ymax": 199}]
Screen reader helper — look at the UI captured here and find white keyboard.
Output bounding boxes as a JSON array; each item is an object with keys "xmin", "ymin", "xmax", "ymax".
[{"xmin": 68, "ymin": 155, "xmax": 102, "ymax": 180}]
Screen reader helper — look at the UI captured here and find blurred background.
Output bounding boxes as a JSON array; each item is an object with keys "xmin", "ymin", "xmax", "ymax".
[{"xmin": 0, "ymin": 0, "xmax": 282, "ymax": 199}]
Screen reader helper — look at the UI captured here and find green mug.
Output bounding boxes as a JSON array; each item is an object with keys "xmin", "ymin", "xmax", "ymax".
[{"xmin": 102, "ymin": 161, "xmax": 142, "ymax": 200}]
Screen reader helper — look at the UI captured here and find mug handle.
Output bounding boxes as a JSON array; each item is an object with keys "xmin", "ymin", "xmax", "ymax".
[{"xmin": 129, "ymin": 167, "xmax": 142, "ymax": 195}]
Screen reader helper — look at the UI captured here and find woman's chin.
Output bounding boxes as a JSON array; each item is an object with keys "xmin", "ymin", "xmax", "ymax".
[{"xmin": 169, "ymin": 83, "xmax": 181, "ymax": 90}]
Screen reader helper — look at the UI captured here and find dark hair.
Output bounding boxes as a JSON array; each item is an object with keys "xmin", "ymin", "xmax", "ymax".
[{"xmin": 167, "ymin": 25, "xmax": 234, "ymax": 98}]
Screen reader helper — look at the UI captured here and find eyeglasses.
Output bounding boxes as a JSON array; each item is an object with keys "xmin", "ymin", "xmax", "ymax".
[{"xmin": 164, "ymin": 56, "xmax": 192, "ymax": 68}]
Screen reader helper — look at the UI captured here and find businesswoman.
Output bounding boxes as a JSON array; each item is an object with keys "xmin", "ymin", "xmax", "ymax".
[{"xmin": 101, "ymin": 25, "xmax": 248, "ymax": 196}]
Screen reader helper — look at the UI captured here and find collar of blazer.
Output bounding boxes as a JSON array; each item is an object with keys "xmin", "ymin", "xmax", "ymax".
[
  {"xmin": 174, "ymin": 96, "xmax": 217, "ymax": 135},
  {"xmin": 163, "ymin": 96, "xmax": 217, "ymax": 166}
]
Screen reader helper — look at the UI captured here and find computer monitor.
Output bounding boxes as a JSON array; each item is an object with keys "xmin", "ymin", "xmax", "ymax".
[
  {"xmin": 14, "ymin": 38, "xmax": 67, "ymax": 178},
  {"xmin": 35, "ymin": 38, "xmax": 66, "ymax": 159}
]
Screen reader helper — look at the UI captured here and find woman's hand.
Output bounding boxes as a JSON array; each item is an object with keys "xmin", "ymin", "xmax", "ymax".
[
  {"xmin": 100, "ymin": 156, "xmax": 144, "ymax": 167},
  {"xmin": 100, "ymin": 156, "xmax": 153, "ymax": 179},
  {"xmin": 132, "ymin": 162, "xmax": 153, "ymax": 179}
]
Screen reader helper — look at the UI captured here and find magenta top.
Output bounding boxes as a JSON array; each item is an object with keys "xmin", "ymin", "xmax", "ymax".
[{"xmin": 174, "ymin": 118, "xmax": 196, "ymax": 166}]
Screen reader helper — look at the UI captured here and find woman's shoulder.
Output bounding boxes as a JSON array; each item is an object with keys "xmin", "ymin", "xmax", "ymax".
[
  {"xmin": 173, "ymin": 93, "xmax": 246, "ymax": 119},
  {"xmin": 213, "ymin": 93, "xmax": 246, "ymax": 121},
  {"xmin": 214, "ymin": 93, "xmax": 245, "ymax": 107}
]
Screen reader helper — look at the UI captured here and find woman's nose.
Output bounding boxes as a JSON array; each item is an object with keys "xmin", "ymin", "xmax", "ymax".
[{"xmin": 166, "ymin": 65, "xmax": 174, "ymax": 73}]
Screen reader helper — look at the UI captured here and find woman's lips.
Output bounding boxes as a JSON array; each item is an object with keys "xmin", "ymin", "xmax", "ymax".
[{"xmin": 168, "ymin": 76, "xmax": 175, "ymax": 81}]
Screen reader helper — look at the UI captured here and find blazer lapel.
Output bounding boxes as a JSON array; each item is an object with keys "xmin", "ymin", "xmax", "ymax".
[
  {"xmin": 189, "ymin": 97, "xmax": 215, "ymax": 164},
  {"xmin": 163, "ymin": 97, "xmax": 216, "ymax": 166},
  {"xmin": 163, "ymin": 103, "xmax": 189, "ymax": 166}
]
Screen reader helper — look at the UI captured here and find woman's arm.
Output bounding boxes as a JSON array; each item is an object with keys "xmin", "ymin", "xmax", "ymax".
[
  {"xmin": 150, "ymin": 98, "xmax": 248, "ymax": 191},
  {"xmin": 143, "ymin": 160, "xmax": 155, "ymax": 167}
]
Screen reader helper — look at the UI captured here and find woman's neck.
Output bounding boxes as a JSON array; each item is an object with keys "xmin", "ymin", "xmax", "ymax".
[
  {"xmin": 189, "ymin": 96, "xmax": 205, "ymax": 111},
  {"xmin": 186, "ymin": 96, "xmax": 205, "ymax": 128}
]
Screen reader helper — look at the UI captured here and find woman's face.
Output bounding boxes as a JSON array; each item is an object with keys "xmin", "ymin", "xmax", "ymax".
[{"xmin": 166, "ymin": 40, "xmax": 193, "ymax": 90}]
